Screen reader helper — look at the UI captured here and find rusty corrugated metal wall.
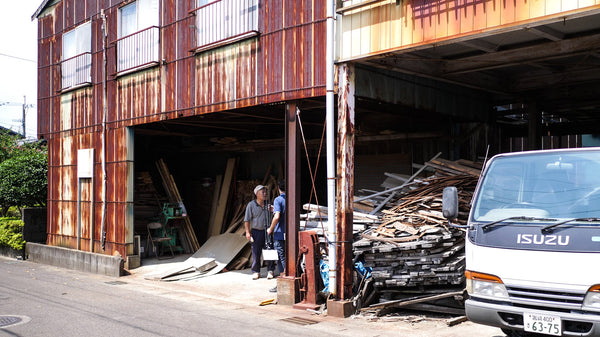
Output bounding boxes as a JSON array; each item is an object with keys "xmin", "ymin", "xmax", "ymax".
[{"xmin": 36, "ymin": 0, "xmax": 327, "ymax": 257}]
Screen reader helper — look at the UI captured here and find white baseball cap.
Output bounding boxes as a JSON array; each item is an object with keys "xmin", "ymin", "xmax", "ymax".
[{"xmin": 253, "ymin": 185, "xmax": 266, "ymax": 195}]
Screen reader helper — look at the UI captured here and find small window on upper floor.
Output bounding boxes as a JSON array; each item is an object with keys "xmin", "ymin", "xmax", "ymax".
[
  {"xmin": 194, "ymin": 0, "xmax": 259, "ymax": 51},
  {"xmin": 62, "ymin": 21, "xmax": 91, "ymax": 90},
  {"xmin": 117, "ymin": 0, "xmax": 160, "ymax": 73}
]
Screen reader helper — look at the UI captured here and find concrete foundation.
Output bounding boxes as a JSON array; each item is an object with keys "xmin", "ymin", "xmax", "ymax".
[
  {"xmin": 26, "ymin": 242, "xmax": 124, "ymax": 278},
  {"xmin": 327, "ymin": 298, "xmax": 355, "ymax": 318},
  {"xmin": 277, "ymin": 276, "xmax": 300, "ymax": 305}
]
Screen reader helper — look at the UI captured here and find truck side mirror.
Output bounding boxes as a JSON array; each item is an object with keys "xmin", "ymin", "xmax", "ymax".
[{"xmin": 442, "ymin": 186, "xmax": 459, "ymax": 220}]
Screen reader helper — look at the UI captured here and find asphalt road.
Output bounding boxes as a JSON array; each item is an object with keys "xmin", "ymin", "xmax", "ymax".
[{"xmin": 0, "ymin": 257, "xmax": 504, "ymax": 337}]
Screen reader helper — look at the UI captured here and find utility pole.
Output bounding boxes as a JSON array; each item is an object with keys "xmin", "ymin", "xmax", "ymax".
[{"xmin": 22, "ymin": 96, "xmax": 26, "ymax": 138}]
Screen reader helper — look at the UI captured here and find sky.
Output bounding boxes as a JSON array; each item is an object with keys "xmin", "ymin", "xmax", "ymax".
[{"xmin": 0, "ymin": 1, "xmax": 39, "ymax": 139}]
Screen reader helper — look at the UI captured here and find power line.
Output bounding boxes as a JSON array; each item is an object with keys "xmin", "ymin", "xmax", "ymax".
[{"xmin": 0, "ymin": 52, "xmax": 36, "ymax": 63}]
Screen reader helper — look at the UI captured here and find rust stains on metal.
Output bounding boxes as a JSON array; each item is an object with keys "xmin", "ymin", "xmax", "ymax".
[
  {"xmin": 37, "ymin": 0, "xmax": 328, "ymax": 257},
  {"xmin": 336, "ymin": 63, "xmax": 356, "ymax": 300}
]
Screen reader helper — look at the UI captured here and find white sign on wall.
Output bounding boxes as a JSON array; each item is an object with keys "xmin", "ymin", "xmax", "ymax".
[{"xmin": 77, "ymin": 149, "xmax": 94, "ymax": 178}]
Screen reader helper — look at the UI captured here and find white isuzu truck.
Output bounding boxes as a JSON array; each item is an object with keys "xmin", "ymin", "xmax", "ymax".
[{"xmin": 443, "ymin": 148, "xmax": 600, "ymax": 337}]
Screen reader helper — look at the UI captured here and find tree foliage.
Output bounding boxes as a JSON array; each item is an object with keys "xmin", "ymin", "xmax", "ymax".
[
  {"xmin": 0, "ymin": 150, "xmax": 48, "ymax": 209},
  {"xmin": 0, "ymin": 131, "xmax": 48, "ymax": 214}
]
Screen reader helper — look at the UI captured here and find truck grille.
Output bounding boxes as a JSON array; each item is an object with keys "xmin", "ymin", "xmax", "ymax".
[{"xmin": 506, "ymin": 286, "xmax": 584, "ymax": 310}]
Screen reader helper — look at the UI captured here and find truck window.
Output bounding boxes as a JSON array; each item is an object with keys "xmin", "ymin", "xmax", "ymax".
[{"xmin": 472, "ymin": 151, "xmax": 600, "ymax": 221}]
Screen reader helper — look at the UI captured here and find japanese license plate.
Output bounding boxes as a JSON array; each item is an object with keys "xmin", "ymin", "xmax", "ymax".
[{"xmin": 523, "ymin": 312, "xmax": 562, "ymax": 336}]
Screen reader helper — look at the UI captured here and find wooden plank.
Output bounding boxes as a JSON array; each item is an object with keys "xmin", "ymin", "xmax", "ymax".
[
  {"xmin": 303, "ymin": 203, "xmax": 379, "ymax": 221},
  {"xmin": 365, "ymin": 291, "xmax": 463, "ymax": 310},
  {"xmin": 155, "ymin": 159, "xmax": 200, "ymax": 252},
  {"xmin": 144, "ymin": 233, "xmax": 249, "ymax": 280},
  {"xmin": 446, "ymin": 315, "xmax": 469, "ymax": 326},
  {"xmin": 209, "ymin": 158, "xmax": 236, "ymax": 237},
  {"xmin": 402, "ymin": 303, "xmax": 465, "ymax": 316},
  {"xmin": 429, "ymin": 158, "xmax": 481, "ymax": 176},
  {"xmin": 207, "ymin": 174, "xmax": 222, "ymax": 237}
]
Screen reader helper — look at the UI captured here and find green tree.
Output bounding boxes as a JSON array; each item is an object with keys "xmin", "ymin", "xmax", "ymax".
[
  {"xmin": 0, "ymin": 148, "xmax": 48, "ymax": 214},
  {"xmin": 0, "ymin": 130, "xmax": 22, "ymax": 162}
]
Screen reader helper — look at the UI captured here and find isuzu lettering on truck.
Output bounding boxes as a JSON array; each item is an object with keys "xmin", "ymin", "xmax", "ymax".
[{"xmin": 443, "ymin": 148, "xmax": 600, "ymax": 337}]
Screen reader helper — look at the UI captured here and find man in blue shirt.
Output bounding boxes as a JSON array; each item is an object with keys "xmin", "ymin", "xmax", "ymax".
[{"xmin": 267, "ymin": 180, "xmax": 285, "ymax": 291}]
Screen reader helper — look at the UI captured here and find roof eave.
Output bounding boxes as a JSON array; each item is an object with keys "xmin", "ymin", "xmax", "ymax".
[{"xmin": 32, "ymin": 0, "xmax": 52, "ymax": 21}]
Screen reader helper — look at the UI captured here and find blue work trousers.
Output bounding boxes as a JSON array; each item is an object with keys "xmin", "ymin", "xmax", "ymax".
[
  {"xmin": 274, "ymin": 239, "xmax": 285, "ymax": 274},
  {"xmin": 250, "ymin": 229, "xmax": 274, "ymax": 273}
]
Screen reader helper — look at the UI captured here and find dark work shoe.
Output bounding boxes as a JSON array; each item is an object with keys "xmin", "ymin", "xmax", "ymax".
[{"xmin": 269, "ymin": 286, "xmax": 277, "ymax": 293}]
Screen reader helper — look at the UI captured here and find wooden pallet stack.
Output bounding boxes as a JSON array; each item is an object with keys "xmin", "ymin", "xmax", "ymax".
[{"xmin": 353, "ymin": 158, "xmax": 480, "ymax": 310}]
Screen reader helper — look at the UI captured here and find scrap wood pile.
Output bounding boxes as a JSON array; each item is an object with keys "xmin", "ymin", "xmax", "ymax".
[
  {"xmin": 353, "ymin": 157, "xmax": 481, "ymax": 316},
  {"xmin": 300, "ymin": 203, "xmax": 378, "ymax": 237}
]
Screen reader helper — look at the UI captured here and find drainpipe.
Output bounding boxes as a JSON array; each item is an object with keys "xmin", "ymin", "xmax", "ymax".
[
  {"xmin": 326, "ymin": 0, "xmax": 337, "ymax": 297},
  {"xmin": 100, "ymin": 9, "xmax": 108, "ymax": 250}
]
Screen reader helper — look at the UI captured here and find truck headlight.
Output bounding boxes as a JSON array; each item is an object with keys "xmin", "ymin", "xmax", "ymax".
[
  {"xmin": 466, "ymin": 270, "xmax": 509, "ymax": 300},
  {"xmin": 583, "ymin": 285, "xmax": 600, "ymax": 311}
]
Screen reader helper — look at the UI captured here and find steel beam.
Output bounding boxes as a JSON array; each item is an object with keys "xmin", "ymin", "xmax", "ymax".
[
  {"xmin": 285, "ymin": 101, "xmax": 300, "ymax": 277},
  {"xmin": 336, "ymin": 63, "xmax": 355, "ymax": 300}
]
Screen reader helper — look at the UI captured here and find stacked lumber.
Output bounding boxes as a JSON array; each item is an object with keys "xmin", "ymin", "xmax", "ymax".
[
  {"xmin": 355, "ymin": 172, "xmax": 478, "ymax": 288},
  {"xmin": 156, "ymin": 159, "xmax": 201, "ymax": 253},
  {"xmin": 300, "ymin": 203, "xmax": 375, "ymax": 236},
  {"xmin": 350, "ymin": 158, "xmax": 481, "ymax": 315}
]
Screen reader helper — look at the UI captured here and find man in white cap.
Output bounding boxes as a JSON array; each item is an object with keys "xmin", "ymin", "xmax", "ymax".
[{"xmin": 244, "ymin": 184, "xmax": 275, "ymax": 280}]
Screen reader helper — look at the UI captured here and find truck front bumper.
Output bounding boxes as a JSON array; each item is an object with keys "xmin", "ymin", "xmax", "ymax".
[{"xmin": 466, "ymin": 299, "xmax": 600, "ymax": 336}]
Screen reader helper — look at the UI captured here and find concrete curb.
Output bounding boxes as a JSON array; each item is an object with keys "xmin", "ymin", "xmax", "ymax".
[{"xmin": 25, "ymin": 243, "xmax": 123, "ymax": 278}]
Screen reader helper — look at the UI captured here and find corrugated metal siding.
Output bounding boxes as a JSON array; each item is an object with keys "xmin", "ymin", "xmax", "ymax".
[
  {"xmin": 37, "ymin": 0, "xmax": 327, "ymax": 257},
  {"xmin": 338, "ymin": 0, "xmax": 600, "ymax": 61},
  {"xmin": 38, "ymin": 15, "xmax": 54, "ymax": 137},
  {"xmin": 116, "ymin": 68, "xmax": 161, "ymax": 126}
]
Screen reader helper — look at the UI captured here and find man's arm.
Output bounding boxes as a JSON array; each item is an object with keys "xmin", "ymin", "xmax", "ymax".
[
  {"xmin": 267, "ymin": 212, "xmax": 280, "ymax": 235},
  {"xmin": 244, "ymin": 221, "xmax": 252, "ymax": 241}
]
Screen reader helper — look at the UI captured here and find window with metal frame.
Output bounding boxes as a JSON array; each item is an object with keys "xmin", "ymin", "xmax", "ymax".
[
  {"xmin": 195, "ymin": 0, "xmax": 259, "ymax": 51},
  {"xmin": 62, "ymin": 21, "xmax": 91, "ymax": 90},
  {"xmin": 117, "ymin": 0, "xmax": 159, "ymax": 73}
]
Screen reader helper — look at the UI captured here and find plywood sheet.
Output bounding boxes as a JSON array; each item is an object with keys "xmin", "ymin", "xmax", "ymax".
[{"xmin": 144, "ymin": 233, "xmax": 249, "ymax": 281}]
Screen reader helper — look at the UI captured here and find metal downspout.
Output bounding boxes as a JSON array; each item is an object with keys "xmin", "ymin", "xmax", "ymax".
[
  {"xmin": 326, "ymin": 0, "xmax": 337, "ymax": 297},
  {"xmin": 100, "ymin": 9, "xmax": 108, "ymax": 249}
]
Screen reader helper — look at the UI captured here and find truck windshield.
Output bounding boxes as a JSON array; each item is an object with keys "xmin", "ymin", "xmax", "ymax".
[{"xmin": 471, "ymin": 150, "xmax": 600, "ymax": 222}]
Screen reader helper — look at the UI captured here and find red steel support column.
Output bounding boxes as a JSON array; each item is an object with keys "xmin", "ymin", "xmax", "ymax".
[
  {"xmin": 336, "ymin": 63, "xmax": 355, "ymax": 300},
  {"xmin": 278, "ymin": 101, "xmax": 301, "ymax": 306},
  {"xmin": 285, "ymin": 101, "xmax": 300, "ymax": 277}
]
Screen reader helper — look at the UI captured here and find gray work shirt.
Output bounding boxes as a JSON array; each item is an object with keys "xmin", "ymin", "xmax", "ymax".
[{"xmin": 244, "ymin": 200, "xmax": 269, "ymax": 230}]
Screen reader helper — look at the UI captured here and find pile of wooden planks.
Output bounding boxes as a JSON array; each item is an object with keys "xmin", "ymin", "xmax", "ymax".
[{"xmin": 350, "ymin": 158, "xmax": 481, "ymax": 314}]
